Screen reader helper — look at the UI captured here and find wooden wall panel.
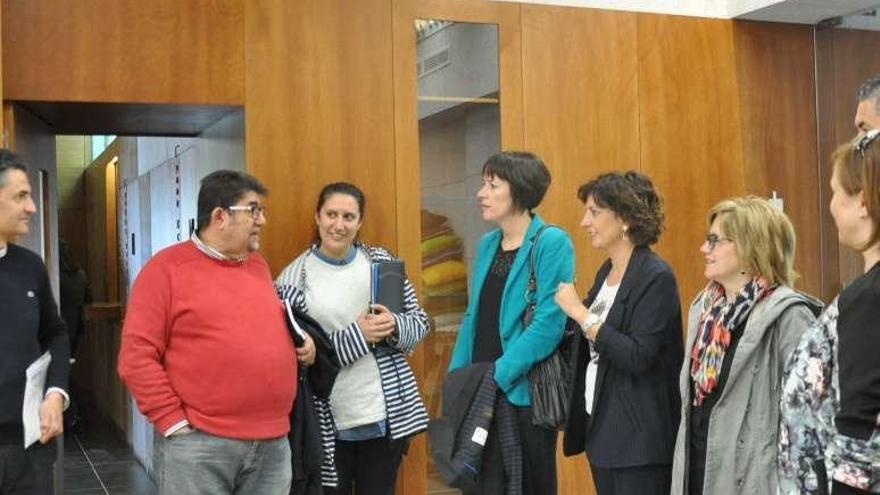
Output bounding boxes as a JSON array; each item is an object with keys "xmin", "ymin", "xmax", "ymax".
[
  {"xmin": 245, "ymin": 0, "xmax": 397, "ymax": 275},
  {"xmin": 820, "ymin": 29, "xmax": 880, "ymax": 293},
  {"xmin": 2, "ymin": 0, "xmax": 244, "ymax": 104},
  {"xmin": 521, "ymin": 6, "xmax": 639, "ymax": 493},
  {"xmin": 733, "ymin": 21, "xmax": 822, "ymax": 298},
  {"xmin": 637, "ymin": 14, "xmax": 748, "ymax": 305}
]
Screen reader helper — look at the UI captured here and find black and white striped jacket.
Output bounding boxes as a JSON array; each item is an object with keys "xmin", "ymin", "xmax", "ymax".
[{"xmin": 275, "ymin": 243, "xmax": 430, "ymax": 487}]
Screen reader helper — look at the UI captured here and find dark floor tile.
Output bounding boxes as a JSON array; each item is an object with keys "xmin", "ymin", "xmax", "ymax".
[
  {"xmin": 82, "ymin": 447, "xmax": 138, "ymax": 465},
  {"xmin": 97, "ymin": 461, "xmax": 153, "ymax": 487},
  {"xmin": 64, "ymin": 489, "xmax": 106, "ymax": 494},
  {"xmin": 62, "ymin": 465, "xmax": 102, "ymax": 492},
  {"xmin": 109, "ymin": 488, "xmax": 158, "ymax": 495}
]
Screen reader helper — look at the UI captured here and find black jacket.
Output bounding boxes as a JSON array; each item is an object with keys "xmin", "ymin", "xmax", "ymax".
[
  {"xmin": 429, "ymin": 363, "xmax": 522, "ymax": 494},
  {"xmin": 287, "ymin": 307, "xmax": 339, "ymax": 495},
  {"xmin": 563, "ymin": 246, "xmax": 684, "ymax": 468}
]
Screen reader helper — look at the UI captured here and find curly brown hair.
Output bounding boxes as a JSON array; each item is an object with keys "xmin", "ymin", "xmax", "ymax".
[{"xmin": 577, "ymin": 171, "xmax": 665, "ymax": 247}]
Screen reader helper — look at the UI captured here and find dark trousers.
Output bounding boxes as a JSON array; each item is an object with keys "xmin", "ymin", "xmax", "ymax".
[
  {"xmin": 0, "ymin": 442, "xmax": 53, "ymax": 495},
  {"xmin": 464, "ymin": 405, "xmax": 558, "ymax": 495},
  {"xmin": 325, "ymin": 437, "xmax": 405, "ymax": 495},
  {"xmin": 590, "ymin": 463, "xmax": 671, "ymax": 495},
  {"xmin": 832, "ymin": 480, "xmax": 872, "ymax": 495}
]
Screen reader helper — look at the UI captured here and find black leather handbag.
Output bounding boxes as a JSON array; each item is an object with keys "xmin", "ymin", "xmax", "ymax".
[{"xmin": 523, "ymin": 225, "xmax": 575, "ymax": 430}]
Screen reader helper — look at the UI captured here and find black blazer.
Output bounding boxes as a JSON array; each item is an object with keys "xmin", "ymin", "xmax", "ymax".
[{"xmin": 563, "ymin": 246, "xmax": 684, "ymax": 468}]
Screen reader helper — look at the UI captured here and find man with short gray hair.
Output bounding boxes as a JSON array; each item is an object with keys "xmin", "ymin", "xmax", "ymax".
[
  {"xmin": 0, "ymin": 149, "xmax": 70, "ymax": 495},
  {"xmin": 856, "ymin": 75, "xmax": 880, "ymax": 133}
]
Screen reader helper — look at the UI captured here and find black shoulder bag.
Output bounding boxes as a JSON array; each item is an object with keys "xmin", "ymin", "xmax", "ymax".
[{"xmin": 523, "ymin": 225, "xmax": 575, "ymax": 430}]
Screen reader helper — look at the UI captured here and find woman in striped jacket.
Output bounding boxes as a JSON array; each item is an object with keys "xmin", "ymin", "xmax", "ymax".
[{"xmin": 276, "ymin": 182, "xmax": 430, "ymax": 495}]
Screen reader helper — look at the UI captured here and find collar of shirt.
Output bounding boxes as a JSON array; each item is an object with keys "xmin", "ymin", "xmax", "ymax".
[
  {"xmin": 191, "ymin": 234, "xmax": 246, "ymax": 264},
  {"xmin": 0, "ymin": 244, "xmax": 7, "ymax": 259}
]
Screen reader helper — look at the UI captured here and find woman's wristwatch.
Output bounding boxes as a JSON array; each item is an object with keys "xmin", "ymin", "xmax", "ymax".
[{"xmin": 581, "ymin": 312, "xmax": 600, "ymax": 342}]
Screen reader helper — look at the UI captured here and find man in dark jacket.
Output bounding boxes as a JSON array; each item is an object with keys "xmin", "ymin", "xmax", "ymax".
[{"xmin": 0, "ymin": 149, "xmax": 71, "ymax": 494}]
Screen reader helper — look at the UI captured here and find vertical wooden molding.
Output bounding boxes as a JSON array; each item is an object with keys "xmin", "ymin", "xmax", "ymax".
[
  {"xmin": 392, "ymin": 1, "xmax": 522, "ymax": 492},
  {"xmin": 733, "ymin": 21, "xmax": 822, "ymax": 298}
]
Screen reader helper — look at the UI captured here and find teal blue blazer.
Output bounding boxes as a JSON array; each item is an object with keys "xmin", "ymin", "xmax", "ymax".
[{"xmin": 448, "ymin": 214, "xmax": 575, "ymax": 406}]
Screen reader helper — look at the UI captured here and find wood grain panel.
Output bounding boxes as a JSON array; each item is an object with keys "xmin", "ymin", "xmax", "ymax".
[
  {"xmin": 815, "ymin": 27, "xmax": 840, "ymax": 301},
  {"xmin": 245, "ymin": 0, "xmax": 397, "ymax": 275},
  {"xmin": 637, "ymin": 14, "xmax": 748, "ymax": 305},
  {"xmin": 733, "ymin": 21, "xmax": 822, "ymax": 298},
  {"xmin": 2, "ymin": 0, "xmax": 244, "ymax": 104},
  {"xmin": 825, "ymin": 29, "xmax": 880, "ymax": 291},
  {"xmin": 521, "ymin": 6, "xmax": 639, "ymax": 493}
]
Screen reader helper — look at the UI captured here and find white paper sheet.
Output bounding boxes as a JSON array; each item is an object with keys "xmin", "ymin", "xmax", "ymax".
[{"xmin": 22, "ymin": 352, "xmax": 52, "ymax": 448}]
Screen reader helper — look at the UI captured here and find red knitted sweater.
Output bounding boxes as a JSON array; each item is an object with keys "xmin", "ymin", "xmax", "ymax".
[{"xmin": 118, "ymin": 241, "xmax": 297, "ymax": 439}]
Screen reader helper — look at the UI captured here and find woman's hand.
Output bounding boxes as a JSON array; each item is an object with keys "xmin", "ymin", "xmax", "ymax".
[
  {"xmin": 555, "ymin": 282, "xmax": 588, "ymax": 321},
  {"xmin": 297, "ymin": 333, "xmax": 316, "ymax": 366},
  {"xmin": 357, "ymin": 304, "xmax": 396, "ymax": 343}
]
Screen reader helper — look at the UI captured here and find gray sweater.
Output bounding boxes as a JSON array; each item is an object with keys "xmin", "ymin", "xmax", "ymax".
[{"xmin": 670, "ymin": 285, "xmax": 822, "ymax": 495}]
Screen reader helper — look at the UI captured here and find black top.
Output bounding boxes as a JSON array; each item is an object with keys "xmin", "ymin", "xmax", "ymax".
[
  {"xmin": 563, "ymin": 246, "xmax": 684, "ymax": 468},
  {"xmin": 688, "ymin": 319, "xmax": 746, "ymax": 495},
  {"xmin": 836, "ymin": 260, "xmax": 880, "ymax": 440},
  {"xmin": 473, "ymin": 246, "xmax": 518, "ymax": 363},
  {"xmin": 0, "ymin": 243, "xmax": 70, "ymax": 444}
]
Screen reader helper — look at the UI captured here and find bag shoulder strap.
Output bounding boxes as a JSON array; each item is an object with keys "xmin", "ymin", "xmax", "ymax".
[{"xmin": 527, "ymin": 224, "xmax": 560, "ymax": 294}]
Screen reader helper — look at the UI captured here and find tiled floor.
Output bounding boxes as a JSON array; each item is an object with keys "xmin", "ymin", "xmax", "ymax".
[{"xmin": 61, "ymin": 420, "xmax": 156, "ymax": 495}]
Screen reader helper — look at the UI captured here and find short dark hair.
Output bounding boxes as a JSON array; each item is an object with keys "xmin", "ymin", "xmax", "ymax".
[
  {"xmin": 196, "ymin": 170, "xmax": 267, "ymax": 233},
  {"xmin": 577, "ymin": 171, "xmax": 665, "ymax": 246},
  {"xmin": 313, "ymin": 182, "xmax": 366, "ymax": 244},
  {"xmin": 0, "ymin": 149, "xmax": 28, "ymax": 188},
  {"xmin": 858, "ymin": 75, "xmax": 880, "ymax": 109},
  {"xmin": 481, "ymin": 151, "xmax": 551, "ymax": 213}
]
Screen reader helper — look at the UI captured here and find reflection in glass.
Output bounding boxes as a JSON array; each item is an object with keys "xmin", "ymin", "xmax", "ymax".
[{"xmin": 416, "ymin": 19, "xmax": 500, "ymax": 494}]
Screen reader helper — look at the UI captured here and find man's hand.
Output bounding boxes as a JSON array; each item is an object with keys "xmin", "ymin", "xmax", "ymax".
[
  {"xmin": 297, "ymin": 334, "xmax": 316, "ymax": 366},
  {"xmin": 39, "ymin": 392, "xmax": 65, "ymax": 444}
]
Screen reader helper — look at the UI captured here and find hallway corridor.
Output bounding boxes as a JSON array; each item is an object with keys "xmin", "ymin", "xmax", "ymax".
[{"xmin": 62, "ymin": 419, "xmax": 156, "ymax": 495}]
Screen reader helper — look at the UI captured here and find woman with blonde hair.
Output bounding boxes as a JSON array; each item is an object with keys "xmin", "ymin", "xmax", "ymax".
[
  {"xmin": 670, "ymin": 196, "xmax": 822, "ymax": 494},
  {"xmin": 780, "ymin": 129, "xmax": 880, "ymax": 495}
]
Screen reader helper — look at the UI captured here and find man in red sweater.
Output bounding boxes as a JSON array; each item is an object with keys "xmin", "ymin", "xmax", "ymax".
[{"xmin": 119, "ymin": 170, "xmax": 309, "ymax": 495}]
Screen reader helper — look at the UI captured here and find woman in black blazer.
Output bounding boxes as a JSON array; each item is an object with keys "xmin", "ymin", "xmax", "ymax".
[{"xmin": 555, "ymin": 171, "xmax": 684, "ymax": 494}]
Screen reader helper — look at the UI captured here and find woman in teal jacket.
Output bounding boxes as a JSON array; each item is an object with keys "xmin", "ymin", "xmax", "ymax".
[{"xmin": 448, "ymin": 150, "xmax": 575, "ymax": 495}]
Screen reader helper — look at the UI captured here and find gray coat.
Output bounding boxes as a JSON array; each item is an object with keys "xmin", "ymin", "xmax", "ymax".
[{"xmin": 670, "ymin": 286, "xmax": 822, "ymax": 495}]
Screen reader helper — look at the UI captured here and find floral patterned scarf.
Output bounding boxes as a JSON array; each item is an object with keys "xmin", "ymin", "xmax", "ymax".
[{"xmin": 690, "ymin": 277, "xmax": 774, "ymax": 406}]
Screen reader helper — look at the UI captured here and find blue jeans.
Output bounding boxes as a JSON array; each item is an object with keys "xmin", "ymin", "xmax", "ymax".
[{"xmin": 156, "ymin": 430, "xmax": 291, "ymax": 495}]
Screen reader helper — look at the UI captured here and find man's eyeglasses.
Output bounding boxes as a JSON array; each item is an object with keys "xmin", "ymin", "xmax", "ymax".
[
  {"xmin": 227, "ymin": 204, "xmax": 267, "ymax": 219},
  {"xmin": 854, "ymin": 128, "xmax": 880, "ymax": 158},
  {"xmin": 704, "ymin": 233, "xmax": 733, "ymax": 251}
]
